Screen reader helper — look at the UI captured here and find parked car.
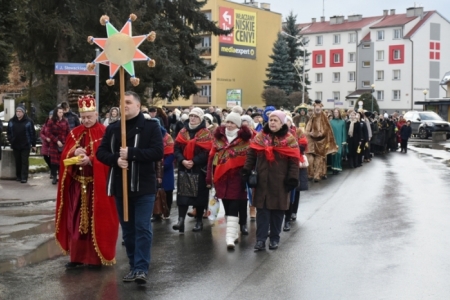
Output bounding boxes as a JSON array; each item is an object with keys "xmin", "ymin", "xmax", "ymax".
[{"xmin": 403, "ymin": 111, "xmax": 450, "ymax": 139}]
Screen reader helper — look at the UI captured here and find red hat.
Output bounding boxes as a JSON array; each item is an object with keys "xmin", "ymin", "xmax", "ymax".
[{"xmin": 78, "ymin": 95, "xmax": 96, "ymax": 112}]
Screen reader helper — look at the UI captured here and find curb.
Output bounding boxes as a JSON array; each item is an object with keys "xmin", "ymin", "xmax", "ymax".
[{"xmin": 0, "ymin": 199, "xmax": 55, "ymax": 208}]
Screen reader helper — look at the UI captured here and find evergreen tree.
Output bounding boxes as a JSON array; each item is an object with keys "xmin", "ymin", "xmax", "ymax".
[
  {"xmin": 0, "ymin": 0, "xmax": 15, "ymax": 84},
  {"xmin": 265, "ymin": 33, "xmax": 295, "ymax": 95},
  {"xmin": 282, "ymin": 12, "xmax": 310, "ymax": 93},
  {"xmin": 9, "ymin": 0, "xmax": 231, "ymax": 107}
]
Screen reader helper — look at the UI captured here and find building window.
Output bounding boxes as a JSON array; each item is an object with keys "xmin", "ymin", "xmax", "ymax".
[
  {"xmin": 333, "ymin": 53, "xmax": 341, "ymax": 63},
  {"xmin": 362, "ymin": 61, "xmax": 370, "ymax": 67},
  {"xmin": 430, "ymin": 42, "xmax": 441, "ymax": 60},
  {"xmin": 349, "ymin": 33, "xmax": 356, "ymax": 43},
  {"xmin": 362, "ymin": 81, "xmax": 370, "ymax": 87},
  {"xmin": 362, "ymin": 44, "xmax": 370, "ymax": 48},
  {"xmin": 393, "ymin": 29, "xmax": 402, "ymax": 39},
  {"xmin": 377, "ymin": 30, "xmax": 384, "ymax": 41},
  {"xmin": 349, "ymin": 52, "xmax": 356, "ymax": 62},
  {"xmin": 393, "ymin": 90, "xmax": 401, "ymax": 100},
  {"xmin": 316, "ymin": 92, "xmax": 323, "ymax": 101},
  {"xmin": 348, "ymin": 71, "xmax": 355, "ymax": 81},
  {"xmin": 376, "ymin": 50, "xmax": 384, "ymax": 61},
  {"xmin": 333, "ymin": 72, "xmax": 340, "ymax": 82},
  {"xmin": 316, "ymin": 35, "xmax": 323, "ymax": 45},
  {"xmin": 377, "ymin": 70, "xmax": 384, "ymax": 80},
  {"xmin": 377, "ymin": 90, "xmax": 384, "ymax": 100},
  {"xmin": 333, "ymin": 34, "xmax": 340, "ymax": 44},
  {"xmin": 316, "ymin": 54, "xmax": 323, "ymax": 64},
  {"xmin": 393, "ymin": 49, "xmax": 401, "ymax": 60},
  {"xmin": 316, "ymin": 73, "xmax": 323, "ymax": 83},
  {"xmin": 333, "ymin": 92, "xmax": 340, "ymax": 100},
  {"xmin": 393, "ymin": 70, "xmax": 401, "ymax": 80},
  {"xmin": 204, "ymin": 11, "xmax": 212, "ymax": 21},
  {"xmin": 350, "ymin": 100, "xmax": 355, "ymax": 106}
]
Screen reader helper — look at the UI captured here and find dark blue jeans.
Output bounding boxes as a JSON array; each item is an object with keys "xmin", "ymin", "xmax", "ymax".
[{"xmin": 115, "ymin": 194, "xmax": 155, "ymax": 274}]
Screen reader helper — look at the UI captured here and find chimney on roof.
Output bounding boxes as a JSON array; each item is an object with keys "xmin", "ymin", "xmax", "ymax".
[
  {"xmin": 312, "ymin": 17, "xmax": 316, "ymax": 23},
  {"xmin": 390, "ymin": 9, "xmax": 395, "ymax": 15},
  {"xmin": 330, "ymin": 15, "xmax": 344, "ymax": 25},
  {"xmin": 383, "ymin": 10, "xmax": 388, "ymax": 16},
  {"xmin": 348, "ymin": 14, "xmax": 362, "ymax": 22},
  {"xmin": 260, "ymin": 3, "xmax": 271, "ymax": 11},
  {"xmin": 320, "ymin": 16, "xmax": 325, "ymax": 22},
  {"xmin": 406, "ymin": 6, "xmax": 423, "ymax": 17}
]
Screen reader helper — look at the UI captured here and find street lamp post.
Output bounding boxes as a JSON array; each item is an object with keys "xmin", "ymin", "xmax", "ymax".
[
  {"xmin": 423, "ymin": 89, "xmax": 428, "ymax": 101},
  {"xmin": 282, "ymin": 31, "xmax": 307, "ymax": 103},
  {"xmin": 371, "ymin": 83, "xmax": 375, "ymax": 112}
]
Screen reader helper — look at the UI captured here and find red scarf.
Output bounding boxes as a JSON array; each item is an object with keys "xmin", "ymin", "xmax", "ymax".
[
  {"xmin": 209, "ymin": 134, "xmax": 249, "ymax": 183},
  {"xmin": 250, "ymin": 131, "xmax": 301, "ymax": 162},
  {"xmin": 175, "ymin": 127, "xmax": 212, "ymax": 160},
  {"xmin": 163, "ymin": 133, "xmax": 174, "ymax": 155}
]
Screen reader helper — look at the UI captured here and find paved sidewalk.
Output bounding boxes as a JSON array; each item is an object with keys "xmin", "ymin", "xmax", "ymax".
[{"xmin": 0, "ymin": 173, "xmax": 57, "ymax": 207}]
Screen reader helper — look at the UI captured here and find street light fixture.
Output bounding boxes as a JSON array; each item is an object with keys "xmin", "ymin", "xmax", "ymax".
[
  {"xmin": 423, "ymin": 89, "xmax": 428, "ymax": 101},
  {"xmin": 371, "ymin": 83, "xmax": 375, "ymax": 112},
  {"xmin": 281, "ymin": 31, "xmax": 307, "ymax": 103}
]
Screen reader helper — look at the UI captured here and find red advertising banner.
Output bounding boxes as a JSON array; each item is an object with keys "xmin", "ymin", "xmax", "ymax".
[{"xmin": 219, "ymin": 7, "xmax": 234, "ymax": 44}]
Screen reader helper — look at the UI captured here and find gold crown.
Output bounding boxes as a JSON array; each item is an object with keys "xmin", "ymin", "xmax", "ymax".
[{"xmin": 78, "ymin": 95, "xmax": 96, "ymax": 112}]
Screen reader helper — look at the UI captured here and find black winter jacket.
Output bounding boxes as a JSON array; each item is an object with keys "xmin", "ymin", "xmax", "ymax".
[{"xmin": 96, "ymin": 113, "xmax": 164, "ymax": 197}]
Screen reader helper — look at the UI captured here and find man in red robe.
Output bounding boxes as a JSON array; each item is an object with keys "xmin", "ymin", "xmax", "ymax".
[{"xmin": 55, "ymin": 95, "xmax": 119, "ymax": 269}]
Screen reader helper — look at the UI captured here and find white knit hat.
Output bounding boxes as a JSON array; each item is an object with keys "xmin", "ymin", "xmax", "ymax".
[
  {"xmin": 189, "ymin": 107, "xmax": 204, "ymax": 119},
  {"xmin": 241, "ymin": 115, "xmax": 254, "ymax": 128},
  {"xmin": 225, "ymin": 112, "xmax": 242, "ymax": 128},
  {"xmin": 181, "ymin": 114, "xmax": 188, "ymax": 121},
  {"xmin": 231, "ymin": 106, "xmax": 243, "ymax": 115},
  {"xmin": 204, "ymin": 113, "xmax": 214, "ymax": 123}
]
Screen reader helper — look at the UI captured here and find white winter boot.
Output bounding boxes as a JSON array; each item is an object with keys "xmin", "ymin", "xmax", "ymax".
[{"xmin": 226, "ymin": 216, "xmax": 240, "ymax": 249}]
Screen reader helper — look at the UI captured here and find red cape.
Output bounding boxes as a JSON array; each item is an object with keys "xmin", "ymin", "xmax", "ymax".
[{"xmin": 55, "ymin": 122, "xmax": 119, "ymax": 265}]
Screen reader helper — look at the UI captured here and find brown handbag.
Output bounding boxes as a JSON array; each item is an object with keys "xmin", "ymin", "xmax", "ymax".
[{"xmin": 153, "ymin": 188, "xmax": 169, "ymax": 217}]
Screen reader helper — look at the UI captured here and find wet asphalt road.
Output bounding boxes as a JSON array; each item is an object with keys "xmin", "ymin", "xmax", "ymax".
[{"xmin": 1, "ymin": 150, "xmax": 450, "ymax": 300}]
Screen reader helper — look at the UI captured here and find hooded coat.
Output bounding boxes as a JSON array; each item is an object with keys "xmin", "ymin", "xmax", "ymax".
[
  {"xmin": 242, "ymin": 124, "xmax": 299, "ymax": 211},
  {"xmin": 206, "ymin": 125, "xmax": 252, "ymax": 200}
]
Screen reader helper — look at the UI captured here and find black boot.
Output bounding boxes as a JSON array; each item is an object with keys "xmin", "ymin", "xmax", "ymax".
[
  {"xmin": 348, "ymin": 158, "xmax": 354, "ymax": 169},
  {"xmin": 172, "ymin": 217, "xmax": 185, "ymax": 233},
  {"xmin": 240, "ymin": 224, "xmax": 249, "ymax": 235},
  {"xmin": 192, "ymin": 220, "xmax": 203, "ymax": 232}
]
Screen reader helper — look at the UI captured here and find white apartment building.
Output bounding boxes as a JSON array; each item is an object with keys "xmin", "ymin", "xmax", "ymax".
[{"xmin": 298, "ymin": 7, "xmax": 450, "ymax": 113}]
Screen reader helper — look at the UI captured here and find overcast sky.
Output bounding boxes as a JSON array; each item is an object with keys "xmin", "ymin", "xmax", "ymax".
[{"xmin": 255, "ymin": 0, "xmax": 450, "ymax": 23}]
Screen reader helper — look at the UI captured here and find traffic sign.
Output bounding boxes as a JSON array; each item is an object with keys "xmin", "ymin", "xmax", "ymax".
[{"xmin": 54, "ymin": 62, "xmax": 96, "ymax": 76}]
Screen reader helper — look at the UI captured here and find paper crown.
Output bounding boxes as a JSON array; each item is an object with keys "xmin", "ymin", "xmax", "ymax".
[{"xmin": 78, "ymin": 95, "xmax": 96, "ymax": 112}]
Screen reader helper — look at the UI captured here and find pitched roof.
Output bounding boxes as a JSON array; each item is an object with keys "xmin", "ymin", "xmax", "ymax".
[
  {"xmin": 361, "ymin": 32, "xmax": 371, "ymax": 42},
  {"xmin": 404, "ymin": 11, "xmax": 436, "ymax": 38},
  {"xmin": 369, "ymin": 13, "xmax": 418, "ymax": 28},
  {"xmin": 299, "ymin": 16, "xmax": 381, "ymax": 35},
  {"xmin": 346, "ymin": 89, "xmax": 373, "ymax": 99}
]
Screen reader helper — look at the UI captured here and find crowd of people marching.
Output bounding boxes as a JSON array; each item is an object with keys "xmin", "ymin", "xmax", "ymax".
[{"xmin": 6, "ymin": 96, "xmax": 413, "ymax": 285}]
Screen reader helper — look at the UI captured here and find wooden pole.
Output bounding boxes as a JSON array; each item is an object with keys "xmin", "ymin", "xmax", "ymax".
[{"xmin": 119, "ymin": 67, "xmax": 129, "ymax": 221}]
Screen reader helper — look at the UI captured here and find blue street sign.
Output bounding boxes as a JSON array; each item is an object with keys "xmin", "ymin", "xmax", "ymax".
[{"xmin": 54, "ymin": 62, "xmax": 96, "ymax": 76}]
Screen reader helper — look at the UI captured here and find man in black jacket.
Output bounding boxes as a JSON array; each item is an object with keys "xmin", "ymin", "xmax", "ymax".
[
  {"xmin": 61, "ymin": 101, "xmax": 80, "ymax": 130},
  {"xmin": 96, "ymin": 91, "xmax": 163, "ymax": 285},
  {"xmin": 7, "ymin": 106, "xmax": 36, "ymax": 183}
]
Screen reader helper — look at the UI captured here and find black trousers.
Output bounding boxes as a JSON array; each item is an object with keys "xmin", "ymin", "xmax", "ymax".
[
  {"xmin": 285, "ymin": 191, "xmax": 300, "ymax": 220},
  {"xmin": 401, "ymin": 139, "xmax": 408, "ymax": 152},
  {"xmin": 13, "ymin": 149, "xmax": 30, "ymax": 180},
  {"xmin": 222, "ymin": 199, "xmax": 248, "ymax": 225},
  {"xmin": 51, "ymin": 164, "xmax": 59, "ymax": 178},
  {"xmin": 43, "ymin": 155, "xmax": 51, "ymax": 169},
  {"xmin": 165, "ymin": 190, "xmax": 173, "ymax": 212},
  {"xmin": 256, "ymin": 205, "xmax": 284, "ymax": 243}
]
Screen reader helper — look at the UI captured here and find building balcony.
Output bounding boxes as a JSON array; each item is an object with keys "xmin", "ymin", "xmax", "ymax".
[{"xmin": 193, "ymin": 95, "xmax": 211, "ymax": 104}]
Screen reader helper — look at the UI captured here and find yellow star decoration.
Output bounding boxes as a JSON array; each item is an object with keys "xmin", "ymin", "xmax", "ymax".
[{"xmin": 86, "ymin": 14, "xmax": 156, "ymax": 86}]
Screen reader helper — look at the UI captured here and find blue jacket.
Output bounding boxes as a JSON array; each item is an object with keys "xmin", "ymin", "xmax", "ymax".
[
  {"xmin": 400, "ymin": 124, "xmax": 412, "ymax": 140},
  {"xmin": 7, "ymin": 116, "xmax": 36, "ymax": 150}
]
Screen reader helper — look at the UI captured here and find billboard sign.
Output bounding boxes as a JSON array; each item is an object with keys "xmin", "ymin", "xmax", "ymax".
[
  {"xmin": 226, "ymin": 89, "xmax": 242, "ymax": 107},
  {"xmin": 219, "ymin": 7, "xmax": 257, "ymax": 59},
  {"xmin": 54, "ymin": 62, "xmax": 96, "ymax": 76}
]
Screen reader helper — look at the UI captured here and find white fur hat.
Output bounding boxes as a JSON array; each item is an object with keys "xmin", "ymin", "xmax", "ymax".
[
  {"xmin": 204, "ymin": 113, "xmax": 214, "ymax": 123},
  {"xmin": 231, "ymin": 106, "xmax": 243, "ymax": 115},
  {"xmin": 189, "ymin": 107, "xmax": 204, "ymax": 119},
  {"xmin": 181, "ymin": 114, "xmax": 189, "ymax": 121},
  {"xmin": 241, "ymin": 115, "xmax": 254, "ymax": 128},
  {"xmin": 225, "ymin": 112, "xmax": 242, "ymax": 128}
]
